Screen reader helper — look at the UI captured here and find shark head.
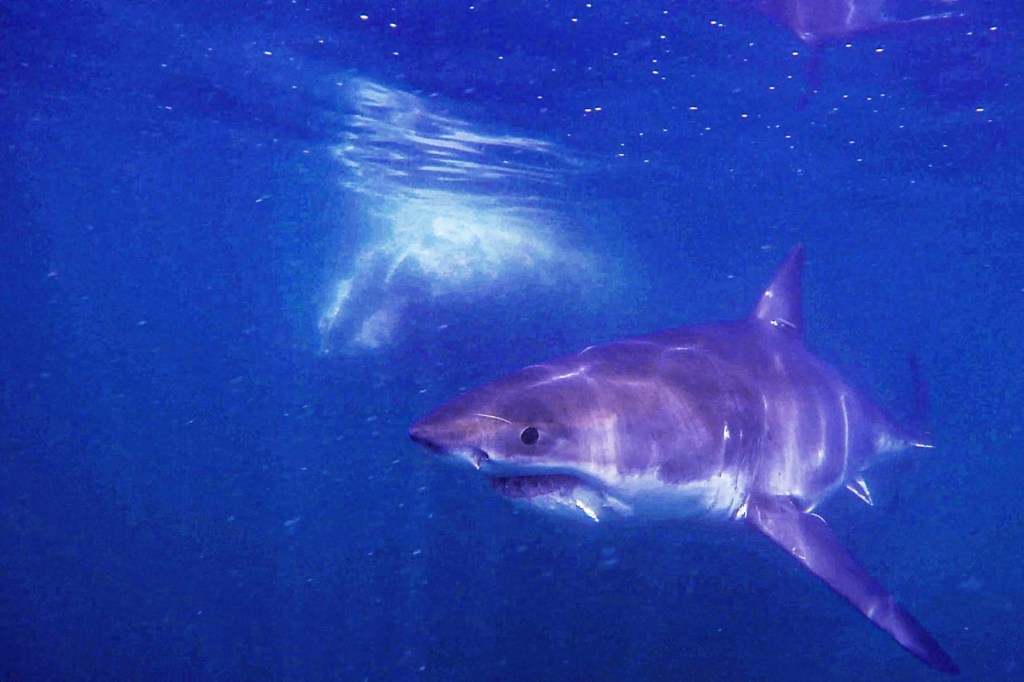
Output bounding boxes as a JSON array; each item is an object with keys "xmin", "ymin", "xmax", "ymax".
[{"xmin": 409, "ymin": 365, "xmax": 634, "ymax": 521}]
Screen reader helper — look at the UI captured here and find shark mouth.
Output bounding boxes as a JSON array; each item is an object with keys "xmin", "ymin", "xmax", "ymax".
[
  {"xmin": 489, "ymin": 474, "xmax": 585, "ymax": 499},
  {"xmin": 405, "ymin": 431, "xmax": 632, "ymax": 521},
  {"xmin": 488, "ymin": 473, "xmax": 633, "ymax": 522}
]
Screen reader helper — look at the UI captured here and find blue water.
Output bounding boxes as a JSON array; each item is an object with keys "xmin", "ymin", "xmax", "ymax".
[{"xmin": 2, "ymin": 0, "xmax": 1021, "ymax": 679}]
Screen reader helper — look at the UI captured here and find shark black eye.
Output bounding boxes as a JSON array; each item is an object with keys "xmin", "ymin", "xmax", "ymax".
[{"xmin": 520, "ymin": 426, "xmax": 540, "ymax": 445}]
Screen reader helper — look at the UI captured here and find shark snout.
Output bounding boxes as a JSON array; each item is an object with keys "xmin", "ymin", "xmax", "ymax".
[
  {"xmin": 408, "ymin": 410, "xmax": 476, "ymax": 454},
  {"xmin": 409, "ymin": 410, "xmax": 496, "ymax": 470},
  {"xmin": 409, "ymin": 420, "xmax": 492, "ymax": 471},
  {"xmin": 407, "ymin": 399, "xmax": 491, "ymax": 450},
  {"xmin": 408, "ymin": 422, "xmax": 445, "ymax": 453}
]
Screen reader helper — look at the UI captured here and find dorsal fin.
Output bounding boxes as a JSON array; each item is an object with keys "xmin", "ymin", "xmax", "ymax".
[{"xmin": 750, "ymin": 244, "xmax": 805, "ymax": 334}]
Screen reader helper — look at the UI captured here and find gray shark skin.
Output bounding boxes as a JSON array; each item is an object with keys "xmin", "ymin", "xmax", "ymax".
[{"xmin": 409, "ymin": 245, "xmax": 959, "ymax": 675}]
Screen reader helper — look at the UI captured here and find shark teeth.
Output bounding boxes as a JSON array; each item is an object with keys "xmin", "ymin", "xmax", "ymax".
[
  {"xmin": 490, "ymin": 475, "xmax": 633, "ymax": 522},
  {"xmin": 489, "ymin": 474, "xmax": 582, "ymax": 498}
]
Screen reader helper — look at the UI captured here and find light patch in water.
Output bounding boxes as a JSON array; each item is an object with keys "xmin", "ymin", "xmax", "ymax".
[{"xmin": 319, "ymin": 78, "xmax": 598, "ymax": 353}]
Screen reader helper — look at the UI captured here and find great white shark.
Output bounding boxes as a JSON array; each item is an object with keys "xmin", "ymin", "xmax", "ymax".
[{"xmin": 409, "ymin": 245, "xmax": 958, "ymax": 674}]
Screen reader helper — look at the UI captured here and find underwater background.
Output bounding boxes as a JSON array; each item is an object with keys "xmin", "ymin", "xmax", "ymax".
[{"xmin": 2, "ymin": 0, "xmax": 1022, "ymax": 679}]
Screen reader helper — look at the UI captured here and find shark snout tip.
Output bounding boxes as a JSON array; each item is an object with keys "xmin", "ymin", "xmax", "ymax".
[
  {"xmin": 408, "ymin": 421, "xmax": 436, "ymax": 449},
  {"xmin": 408, "ymin": 418, "xmax": 452, "ymax": 455}
]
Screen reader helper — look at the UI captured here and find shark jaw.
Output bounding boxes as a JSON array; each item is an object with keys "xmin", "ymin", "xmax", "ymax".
[
  {"xmin": 487, "ymin": 473, "xmax": 638, "ymax": 520},
  {"xmin": 488, "ymin": 473, "xmax": 635, "ymax": 523},
  {"xmin": 436, "ymin": 446, "xmax": 744, "ymax": 524},
  {"xmin": 433, "ymin": 446, "xmax": 632, "ymax": 522}
]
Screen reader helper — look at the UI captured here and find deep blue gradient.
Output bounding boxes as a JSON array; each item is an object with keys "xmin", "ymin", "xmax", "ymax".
[{"xmin": 2, "ymin": 0, "xmax": 1022, "ymax": 679}]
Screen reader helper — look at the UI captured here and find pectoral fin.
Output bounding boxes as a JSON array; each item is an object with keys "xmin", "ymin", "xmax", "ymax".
[{"xmin": 746, "ymin": 494, "xmax": 958, "ymax": 675}]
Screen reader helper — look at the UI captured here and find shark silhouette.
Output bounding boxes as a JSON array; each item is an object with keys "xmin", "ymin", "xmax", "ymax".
[
  {"xmin": 756, "ymin": 0, "xmax": 964, "ymax": 47},
  {"xmin": 409, "ymin": 245, "xmax": 958, "ymax": 674},
  {"xmin": 750, "ymin": 0, "xmax": 966, "ymax": 104}
]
